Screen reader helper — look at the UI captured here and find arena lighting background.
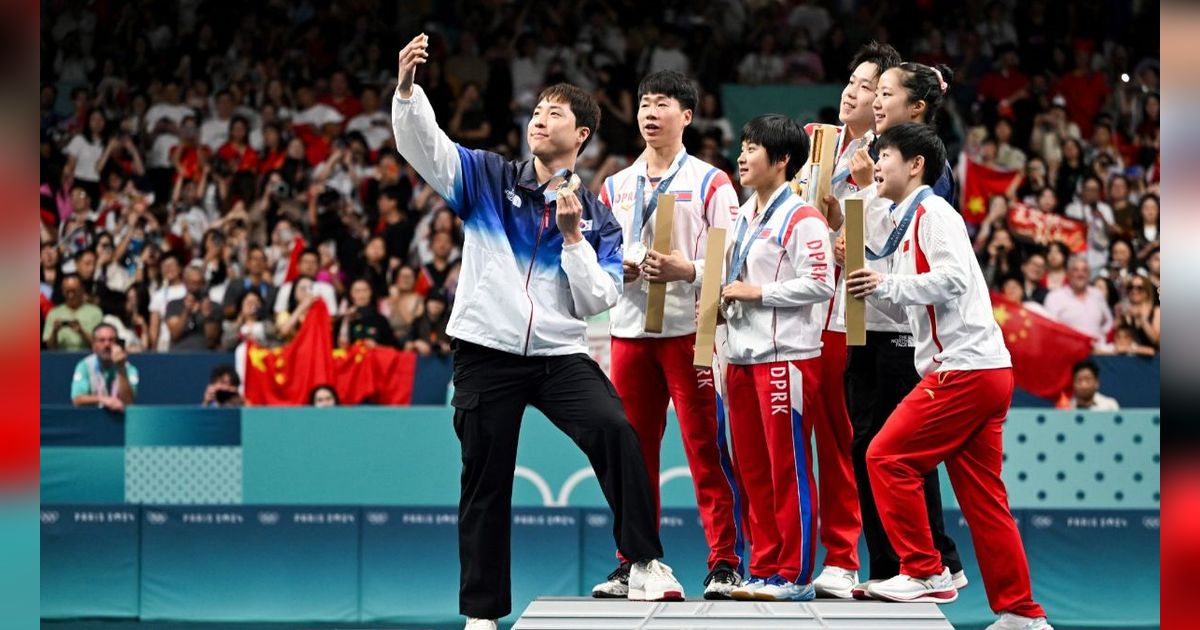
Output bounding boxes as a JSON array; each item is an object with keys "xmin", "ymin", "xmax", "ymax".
[{"xmin": 11, "ymin": 3, "xmax": 1182, "ymax": 630}]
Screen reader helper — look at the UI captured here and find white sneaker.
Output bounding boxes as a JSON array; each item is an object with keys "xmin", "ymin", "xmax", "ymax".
[
  {"xmin": 851, "ymin": 579, "xmax": 884, "ymax": 600},
  {"xmin": 866, "ymin": 568, "xmax": 958, "ymax": 604},
  {"xmin": 951, "ymin": 569, "xmax": 968, "ymax": 590},
  {"xmin": 702, "ymin": 561, "xmax": 742, "ymax": 600},
  {"xmin": 813, "ymin": 566, "xmax": 858, "ymax": 599},
  {"xmin": 730, "ymin": 576, "xmax": 768, "ymax": 600},
  {"xmin": 465, "ymin": 618, "xmax": 497, "ymax": 630},
  {"xmin": 755, "ymin": 575, "xmax": 816, "ymax": 601},
  {"xmin": 628, "ymin": 559, "xmax": 685, "ymax": 601},
  {"xmin": 986, "ymin": 613, "xmax": 1054, "ymax": 630},
  {"xmin": 591, "ymin": 562, "xmax": 630, "ymax": 598}
]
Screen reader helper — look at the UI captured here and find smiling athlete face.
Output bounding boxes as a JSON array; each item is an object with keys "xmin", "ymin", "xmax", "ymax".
[
  {"xmin": 527, "ymin": 97, "xmax": 585, "ymax": 161},
  {"xmin": 873, "ymin": 68, "xmax": 922, "ymax": 134},
  {"xmin": 840, "ymin": 61, "xmax": 880, "ymax": 131}
]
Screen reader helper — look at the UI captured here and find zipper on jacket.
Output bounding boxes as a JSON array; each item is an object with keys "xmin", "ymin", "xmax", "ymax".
[{"xmin": 522, "ymin": 204, "xmax": 552, "ymax": 355}]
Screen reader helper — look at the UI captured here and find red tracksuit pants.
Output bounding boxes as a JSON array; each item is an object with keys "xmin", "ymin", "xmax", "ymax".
[
  {"xmin": 812, "ymin": 330, "xmax": 860, "ymax": 570},
  {"xmin": 611, "ymin": 335, "xmax": 743, "ymax": 571},
  {"xmin": 867, "ymin": 367, "xmax": 1046, "ymax": 618},
  {"xmin": 726, "ymin": 358, "xmax": 819, "ymax": 584}
]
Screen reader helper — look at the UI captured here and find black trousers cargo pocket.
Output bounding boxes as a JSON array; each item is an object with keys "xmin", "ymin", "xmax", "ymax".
[{"xmin": 451, "ymin": 389, "xmax": 483, "ymax": 457}]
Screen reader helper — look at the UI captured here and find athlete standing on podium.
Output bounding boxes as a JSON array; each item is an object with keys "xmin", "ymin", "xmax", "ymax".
[
  {"xmin": 391, "ymin": 34, "xmax": 684, "ymax": 630},
  {"xmin": 590, "ymin": 70, "xmax": 744, "ymax": 601}
]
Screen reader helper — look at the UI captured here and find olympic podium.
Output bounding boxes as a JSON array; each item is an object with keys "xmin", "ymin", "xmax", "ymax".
[{"xmin": 513, "ymin": 598, "xmax": 954, "ymax": 629}]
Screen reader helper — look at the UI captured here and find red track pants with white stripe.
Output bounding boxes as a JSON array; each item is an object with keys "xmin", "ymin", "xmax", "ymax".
[
  {"xmin": 867, "ymin": 367, "xmax": 1046, "ymax": 618},
  {"xmin": 726, "ymin": 358, "xmax": 819, "ymax": 584},
  {"xmin": 812, "ymin": 330, "xmax": 860, "ymax": 570},
  {"xmin": 611, "ymin": 335, "xmax": 743, "ymax": 571}
]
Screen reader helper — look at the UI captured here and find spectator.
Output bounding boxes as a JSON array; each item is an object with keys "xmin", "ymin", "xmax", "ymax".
[
  {"xmin": 62, "ymin": 108, "xmax": 107, "ymax": 206},
  {"xmin": 44, "ymin": 273, "xmax": 104, "ymax": 350},
  {"xmin": 692, "ymin": 91, "xmax": 733, "ymax": 151},
  {"xmin": 992, "ymin": 117, "xmax": 1026, "ymax": 171},
  {"xmin": 359, "ymin": 236, "xmax": 391, "ymax": 303},
  {"xmin": 202, "ymin": 364, "xmax": 244, "ymax": 407},
  {"xmin": 222, "ymin": 290, "xmax": 275, "ymax": 351},
  {"xmin": 385, "ymin": 265, "xmax": 424, "ymax": 342},
  {"xmin": 1065, "ymin": 175, "xmax": 1116, "ymax": 274},
  {"xmin": 41, "ymin": 240, "xmax": 62, "ymax": 302},
  {"xmin": 1053, "ymin": 44, "xmax": 1111, "ymax": 137},
  {"xmin": 164, "ymin": 263, "xmax": 221, "ymax": 350},
  {"xmin": 336, "ymin": 278, "xmax": 398, "ymax": 348},
  {"xmin": 448, "ymin": 83, "xmax": 492, "ymax": 150},
  {"xmin": 1107, "ymin": 174, "xmax": 1137, "ymax": 237},
  {"xmin": 376, "ymin": 186, "xmax": 415, "ymax": 268},
  {"xmin": 309, "ymin": 384, "xmax": 339, "ymax": 407},
  {"xmin": 1016, "ymin": 157, "xmax": 1049, "ymax": 203},
  {"xmin": 320, "ymin": 70, "xmax": 362, "ymax": 121},
  {"xmin": 737, "ymin": 33, "xmax": 786, "ymax": 84},
  {"xmin": 1143, "ymin": 246, "xmax": 1160, "ymax": 290},
  {"xmin": 1103, "ymin": 238, "xmax": 1137, "ymax": 289},
  {"xmin": 1053, "ymin": 136, "xmax": 1087, "ymax": 207},
  {"xmin": 102, "ymin": 285, "xmax": 149, "ymax": 353},
  {"xmin": 200, "ymin": 90, "xmax": 237, "ymax": 150},
  {"xmin": 407, "ymin": 290, "xmax": 451, "ymax": 357},
  {"xmin": 148, "ymin": 253, "xmax": 187, "ymax": 351},
  {"xmin": 222, "ymin": 245, "xmax": 276, "ymax": 321},
  {"xmin": 70, "ymin": 322, "xmax": 137, "ymax": 411},
  {"xmin": 1067, "ymin": 360, "xmax": 1119, "ymax": 411},
  {"xmin": 216, "ymin": 116, "xmax": 259, "ymax": 176},
  {"xmin": 418, "ymin": 231, "xmax": 461, "ymax": 298},
  {"xmin": 273, "ymin": 249, "xmax": 338, "ymax": 316},
  {"xmin": 1132, "ymin": 194, "xmax": 1159, "ymax": 261},
  {"xmin": 345, "ymin": 86, "xmax": 391, "ymax": 151},
  {"xmin": 1115, "ymin": 277, "xmax": 1160, "ymax": 351},
  {"xmin": 979, "ymin": 225, "xmax": 1021, "ymax": 289},
  {"xmin": 1097, "ymin": 323, "xmax": 1157, "ymax": 358},
  {"xmin": 1043, "ymin": 241, "xmax": 1071, "ymax": 291},
  {"xmin": 1020, "ymin": 252, "xmax": 1049, "ymax": 303},
  {"xmin": 276, "ymin": 275, "xmax": 320, "ymax": 341},
  {"xmin": 1044, "ymin": 256, "xmax": 1114, "ymax": 345}
]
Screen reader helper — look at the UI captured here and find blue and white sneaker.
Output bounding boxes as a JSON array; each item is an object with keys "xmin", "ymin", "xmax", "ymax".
[
  {"xmin": 754, "ymin": 575, "xmax": 816, "ymax": 601},
  {"xmin": 730, "ymin": 576, "xmax": 768, "ymax": 601}
]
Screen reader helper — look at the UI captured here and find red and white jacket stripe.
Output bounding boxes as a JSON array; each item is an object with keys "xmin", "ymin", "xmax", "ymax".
[
  {"xmin": 871, "ymin": 186, "xmax": 1012, "ymax": 376},
  {"xmin": 600, "ymin": 148, "xmax": 740, "ymax": 339},
  {"xmin": 724, "ymin": 183, "xmax": 835, "ymax": 365}
]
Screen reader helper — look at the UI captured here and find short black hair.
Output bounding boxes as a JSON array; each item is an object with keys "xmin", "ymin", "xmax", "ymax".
[
  {"xmin": 211, "ymin": 364, "xmax": 241, "ymax": 386},
  {"xmin": 1072, "ymin": 359, "xmax": 1099, "ymax": 379},
  {"xmin": 537, "ymin": 83, "xmax": 602, "ymax": 155},
  {"xmin": 875, "ymin": 122, "xmax": 947, "ymax": 187},
  {"xmin": 740, "ymin": 114, "xmax": 808, "ymax": 181},
  {"xmin": 849, "ymin": 41, "xmax": 902, "ymax": 78},
  {"xmin": 637, "ymin": 70, "xmax": 699, "ymax": 113},
  {"xmin": 308, "ymin": 384, "xmax": 340, "ymax": 406}
]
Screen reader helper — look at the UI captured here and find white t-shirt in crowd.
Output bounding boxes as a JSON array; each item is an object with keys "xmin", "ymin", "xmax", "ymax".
[{"xmin": 65, "ymin": 135, "xmax": 104, "ymax": 182}]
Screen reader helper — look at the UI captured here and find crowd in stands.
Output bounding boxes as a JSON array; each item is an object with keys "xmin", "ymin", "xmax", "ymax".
[{"xmin": 40, "ymin": 0, "xmax": 1159, "ymax": 360}]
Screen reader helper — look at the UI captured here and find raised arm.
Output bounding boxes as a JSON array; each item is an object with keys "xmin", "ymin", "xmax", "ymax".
[{"xmin": 391, "ymin": 34, "xmax": 467, "ymax": 215}]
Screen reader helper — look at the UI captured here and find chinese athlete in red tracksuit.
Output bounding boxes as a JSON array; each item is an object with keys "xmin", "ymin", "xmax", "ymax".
[
  {"xmin": 599, "ymin": 147, "xmax": 744, "ymax": 580},
  {"xmin": 851, "ymin": 125, "xmax": 1049, "ymax": 627},
  {"xmin": 724, "ymin": 181, "xmax": 834, "ymax": 596}
]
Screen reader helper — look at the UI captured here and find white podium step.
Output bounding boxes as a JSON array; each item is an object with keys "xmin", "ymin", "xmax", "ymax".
[{"xmin": 512, "ymin": 597, "xmax": 954, "ymax": 629}]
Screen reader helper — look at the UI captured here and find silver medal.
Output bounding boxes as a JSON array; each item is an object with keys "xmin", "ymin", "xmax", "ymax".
[{"xmin": 624, "ymin": 242, "xmax": 648, "ymax": 265}]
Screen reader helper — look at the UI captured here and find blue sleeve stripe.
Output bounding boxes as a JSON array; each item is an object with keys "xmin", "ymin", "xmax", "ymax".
[
  {"xmin": 699, "ymin": 168, "xmax": 718, "ymax": 203},
  {"xmin": 605, "ymin": 178, "xmax": 616, "ymax": 208},
  {"xmin": 777, "ymin": 205, "xmax": 799, "ymax": 245}
]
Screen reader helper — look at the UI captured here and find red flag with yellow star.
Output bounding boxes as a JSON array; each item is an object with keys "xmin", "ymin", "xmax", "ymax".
[
  {"xmin": 332, "ymin": 342, "xmax": 418, "ymax": 405},
  {"xmin": 962, "ymin": 157, "xmax": 1021, "ymax": 225},
  {"xmin": 243, "ymin": 299, "xmax": 335, "ymax": 405},
  {"xmin": 990, "ymin": 292, "xmax": 1093, "ymax": 400}
]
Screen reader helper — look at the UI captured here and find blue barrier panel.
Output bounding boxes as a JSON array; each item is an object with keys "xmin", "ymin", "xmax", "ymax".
[
  {"xmin": 42, "ymin": 406, "xmax": 125, "ymax": 446},
  {"xmin": 40, "ymin": 447, "xmax": 125, "ymax": 503},
  {"xmin": 40, "ymin": 505, "xmax": 140, "ymax": 619},
  {"xmin": 126, "ymin": 406, "xmax": 241, "ymax": 446},
  {"xmin": 1021, "ymin": 509, "xmax": 1160, "ymax": 628},
  {"xmin": 360, "ymin": 506, "xmax": 581, "ymax": 624},
  {"xmin": 139, "ymin": 505, "xmax": 359, "ymax": 622},
  {"xmin": 1092, "ymin": 355, "xmax": 1159, "ymax": 408}
]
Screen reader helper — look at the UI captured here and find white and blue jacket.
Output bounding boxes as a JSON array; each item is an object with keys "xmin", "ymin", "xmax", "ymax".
[{"xmin": 392, "ymin": 85, "xmax": 624, "ymax": 356}]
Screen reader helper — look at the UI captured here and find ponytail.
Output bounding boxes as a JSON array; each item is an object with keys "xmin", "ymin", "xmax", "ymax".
[{"xmin": 895, "ymin": 62, "xmax": 954, "ymax": 124}]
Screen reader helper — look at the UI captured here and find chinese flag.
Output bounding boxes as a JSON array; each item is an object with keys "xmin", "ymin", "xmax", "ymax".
[
  {"xmin": 334, "ymin": 342, "xmax": 418, "ymax": 405},
  {"xmin": 990, "ymin": 292, "xmax": 1093, "ymax": 401},
  {"xmin": 961, "ymin": 157, "xmax": 1021, "ymax": 225},
  {"xmin": 243, "ymin": 300, "xmax": 335, "ymax": 405}
]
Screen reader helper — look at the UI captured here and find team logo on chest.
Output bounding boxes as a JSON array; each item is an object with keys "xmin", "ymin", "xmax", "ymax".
[{"xmin": 505, "ymin": 188, "xmax": 522, "ymax": 208}]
